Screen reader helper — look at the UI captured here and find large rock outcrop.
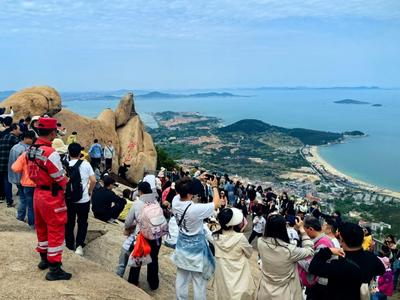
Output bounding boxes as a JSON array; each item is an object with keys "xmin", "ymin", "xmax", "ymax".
[
  {"xmin": 115, "ymin": 92, "xmax": 137, "ymax": 127},
  {"xmin": 117, "ymin": 116, "xmax": 157, "ymax": 183},
  {"xmin": 1, "ymin": 87, "xmax": 157, "ymax": 183},
  {"xmin": 0, "ymin": 86, "xmax": 62, "ymax": 120}
]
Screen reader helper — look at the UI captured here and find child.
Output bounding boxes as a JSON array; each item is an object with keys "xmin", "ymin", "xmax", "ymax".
[
  {"xmin": 118, "ymin": 189, "xmax": 134, "ymax": 222},
  {"xmin": 286, "ymin": 215, "xmax": 300, "ymax": 246},
  {"xmin": 248, "ymin": 210, "xmax": 266, "ymax": 245},
  {"xmin": 372, "ymin": 256, "xmax": 394, "ymax": 300},
  {"xmin": 115, "ymin": 190, "xmax": 137, "ymax": 278},
  {"xmin": 116, "ymin": 226, "xmax": 136, "ymax": 278}
]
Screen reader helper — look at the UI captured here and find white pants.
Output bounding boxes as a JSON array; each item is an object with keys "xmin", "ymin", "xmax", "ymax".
[{"xmin": 176, "ymin": 267, "xmax": 207, "ymax": 300}]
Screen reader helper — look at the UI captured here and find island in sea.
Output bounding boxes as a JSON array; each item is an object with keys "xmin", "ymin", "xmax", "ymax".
[
  {"xmin": 334, "ymin": 99, "xmax": 370, "ymax": 105},
  {"xmin": 150, "ymin": 111, "xmax": 400, "ymax": 233}
]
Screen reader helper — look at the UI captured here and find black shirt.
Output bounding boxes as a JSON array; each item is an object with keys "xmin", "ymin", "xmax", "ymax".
[
  {"xmin": 309, "ymin": 248, "xmax": 385, "ymax": 300},
  {"xmin": 91, "ymin": 187, "xmax": 125, "ymax": 214}
]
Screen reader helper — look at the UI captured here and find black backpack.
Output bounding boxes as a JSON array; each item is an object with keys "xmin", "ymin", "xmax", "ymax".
[{"xmin": 65, "ymin": 160, "xmax": 84, "ymax": 203}]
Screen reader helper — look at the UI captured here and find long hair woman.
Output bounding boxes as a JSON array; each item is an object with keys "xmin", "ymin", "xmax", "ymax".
[{"xmin": 257, "ymin": 214, "xmax": 314, "ymax": 300}]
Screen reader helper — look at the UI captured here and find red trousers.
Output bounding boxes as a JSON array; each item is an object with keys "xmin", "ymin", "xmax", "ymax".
[{"xmin": 34, "ymin": 189, "xmax": 67, "ymax": 263}]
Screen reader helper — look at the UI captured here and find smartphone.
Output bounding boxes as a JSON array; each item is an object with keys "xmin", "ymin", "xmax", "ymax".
[{"xmin": 205, "ymin": 174, "xmax": 215, "ymax": 181}]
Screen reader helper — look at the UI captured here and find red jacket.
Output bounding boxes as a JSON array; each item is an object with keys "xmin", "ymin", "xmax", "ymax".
[{"xmin": 27, "ymin": 137, "xmax": 67, "ymax": 189}]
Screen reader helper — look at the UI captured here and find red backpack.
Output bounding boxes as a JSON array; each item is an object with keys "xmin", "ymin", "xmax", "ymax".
[{"xmin": 298, "ymin": 236, "xmax": 334, "ymax": 287}]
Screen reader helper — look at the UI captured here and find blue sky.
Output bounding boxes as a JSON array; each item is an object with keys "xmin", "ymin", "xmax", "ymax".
[{"xmin": 1, "ymin": 0, "xmax": 400, "ymax": 91}]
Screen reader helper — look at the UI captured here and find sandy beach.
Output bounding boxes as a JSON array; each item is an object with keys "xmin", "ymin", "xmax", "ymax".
[{"xmin": 307, "ymin": 146, "xmax": 400, "ymax": 199}]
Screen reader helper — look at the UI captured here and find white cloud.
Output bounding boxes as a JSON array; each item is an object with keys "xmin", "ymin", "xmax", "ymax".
[{"xmin": 0, "ymin": 0, "xmax": 398, "ymax": 45}]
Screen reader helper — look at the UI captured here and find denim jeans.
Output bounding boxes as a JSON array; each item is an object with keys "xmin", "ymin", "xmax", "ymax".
[
  {"xmin": 116, "ymin": 247, "xmax": 130, "ymax": 278},
  {"xmin": 393, "ymin": 268, "xmax": 400, "ymax": 291},
  {"xmin": 17, "ymin": 185, "xmax": 35, "ymax": 226},
  {"xmin": 3, "ymin": 175, "xmax": 13, "ymax": 205},
  {"xmin": 25, "ymin": 186, "xmax": 34, "ymax": 226},
  {"xmin": 371, "ymin": 291, "xmax": 387, "ymax": 300}
]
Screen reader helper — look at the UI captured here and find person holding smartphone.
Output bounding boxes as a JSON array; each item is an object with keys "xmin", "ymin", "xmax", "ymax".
[{"xmin": 257, "ymin": 214, "xmax": 314, "ymax": 300}]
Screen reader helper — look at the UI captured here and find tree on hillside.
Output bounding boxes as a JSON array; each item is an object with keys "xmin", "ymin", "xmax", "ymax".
[{"xmin": 156, "ymin": 145, "xmax": 177, "ymax": 170}]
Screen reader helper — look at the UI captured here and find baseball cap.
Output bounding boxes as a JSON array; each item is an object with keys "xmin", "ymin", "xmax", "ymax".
[{"xmin": 37, "ymin": 117, "xmax": 58, "ymax": 130}]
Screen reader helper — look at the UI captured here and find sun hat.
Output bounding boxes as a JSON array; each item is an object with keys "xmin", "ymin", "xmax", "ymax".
[
  {"xmin": 52, "ymin": 138, "xmax": 68, "ymax": 154},
  {"xmin": 226, "ymin": 208, "xmax": 244, "ymax": 227}
]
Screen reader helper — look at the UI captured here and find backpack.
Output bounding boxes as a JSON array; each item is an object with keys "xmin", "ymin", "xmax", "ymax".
[
  {"xmin": 90, "ymin": 144, "xmax": 102, "ymax": 157},
  {"xmin": 378, "ymin": 270, "xmax": 394, "ymax": 296},
  {"xmin": 298, "ymin": 236, "xmax": 334, "ymax": 287},
  {"xmin": 139, "ymin": 202, "xmax": 168, "ymax": 240},
  {"xmin": 65, "ymin": 160, "xmax": 84, "ymax": 203}
]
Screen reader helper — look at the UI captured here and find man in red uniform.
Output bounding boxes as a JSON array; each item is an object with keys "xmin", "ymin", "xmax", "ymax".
[{"xmin": 27, "ymin": 117, "xmax": 71, "ymax": 281}]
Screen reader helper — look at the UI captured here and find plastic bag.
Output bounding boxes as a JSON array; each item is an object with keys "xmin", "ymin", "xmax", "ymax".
[{"xmin": 127, "ymin": 232, "xmax": 152, "ymax": 267}]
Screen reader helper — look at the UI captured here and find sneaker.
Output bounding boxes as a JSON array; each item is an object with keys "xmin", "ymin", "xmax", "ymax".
[{"xmin": 75, "ymin": 246, "xmax": 84, "ymax": 256}]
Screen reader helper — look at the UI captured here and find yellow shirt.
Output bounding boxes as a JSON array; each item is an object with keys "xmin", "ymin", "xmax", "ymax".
[
  {"xmin": 118, "ymin": 199, "xmax": 133, "ymax": 221},
  {"xmin": 67, "ymin": 134, "xmax": 77, "ymax": 145},
  {"xmin": 362, "ymin": 235, "xmax": 373, "ymax": 251}
]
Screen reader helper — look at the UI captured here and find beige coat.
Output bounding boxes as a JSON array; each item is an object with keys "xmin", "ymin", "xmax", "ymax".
[
  {"xmin": 256, "ymin": 232, "xmax": 314, "ymax": 300},
  {"xmin": 214, "ymin": 230, "xmax": 256, "ymax": 300}
]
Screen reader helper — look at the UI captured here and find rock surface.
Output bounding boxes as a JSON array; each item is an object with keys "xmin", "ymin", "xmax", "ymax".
[
  {"xmin": 1, "ymin": 86, "xmax": 62, "ymax": 120},
  {"xmin": 117, "ymin": 116, "xmax": 157, "ymax": 182},
  {"xmin": 115, "ymin": 92, "xmax": 135, "ymax": 127},
  {"xmin": 1, "ymin": 87, "xmax": 157, "ymax": 183},
  {"xmin": 0, "ymin": 203, "xmax": 151, "ymax": 300}
]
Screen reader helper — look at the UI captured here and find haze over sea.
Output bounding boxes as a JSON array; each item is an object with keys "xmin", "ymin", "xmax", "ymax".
[{"xmin": 61, "ymin": 88, "xmax": 400, "ymax": 192}]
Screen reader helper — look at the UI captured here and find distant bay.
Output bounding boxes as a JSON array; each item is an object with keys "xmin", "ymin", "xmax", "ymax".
[{"xmin": 61, "ymin": 88, "xmax": 400, "ymax": 192}]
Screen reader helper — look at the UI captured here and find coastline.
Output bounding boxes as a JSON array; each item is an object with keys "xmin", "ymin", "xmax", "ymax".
[{"xmin": 307, "ymin": 146, "xmax": 400, "ymax": 199}]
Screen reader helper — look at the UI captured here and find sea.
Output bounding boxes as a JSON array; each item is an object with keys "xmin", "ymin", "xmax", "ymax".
[{"xmin": 58, "ymin": 88, "xmax": 400, "ymax": 192}]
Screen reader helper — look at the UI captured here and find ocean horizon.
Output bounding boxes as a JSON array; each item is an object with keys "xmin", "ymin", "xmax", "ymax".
[{"xmin": 8, "ymin": 87, "xmax": 400, "ymax": 192}]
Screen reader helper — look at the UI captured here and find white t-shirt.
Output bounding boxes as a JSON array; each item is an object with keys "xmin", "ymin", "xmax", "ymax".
[
  {"xmin": 331, "ymin": 237, "xmax": 341, "ymax": 248},
  {"xmin": 172, "ymin": 195, "xmax": 215, "ymax": 236},
  {"xmin": 103, "ymin": 145, "xmax": 115, "ymax": 159},
  {"xmin": 253, "ymin": 216, "xmax": 266, "ymax": 234},
  {"xmin": 287, "ymin": 227, "xmax": 300, "ymax": 245},
  {"xmin": 69, "ymin": 159, "xmax": 95, "ymax": 204}
]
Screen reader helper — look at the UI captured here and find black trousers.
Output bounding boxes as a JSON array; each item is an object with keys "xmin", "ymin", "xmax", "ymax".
[
  {"xmin": 248, "ymin": 230, "xmax": 262, "ymax": 244},
  {"xmin": 128, "ymin": 238, "xmax": 161, "ymax": 290},
  {"xmin": 105, "ymin": 158, "xmax": 112, "ymax": 171},
  {"xmin": 306, "ymin": 283, "xmax": 330, "ymax": 300},
  {"xmin": 90, "ymin": 157, "xmax": 101, "ymax": 169},
  {"xmin": 65, "ymin": 201, "xmax": 90, "ymax": 250},
  {"xmin": 93, "ymin": 202, "xmax": 125, "ymax": 222}
]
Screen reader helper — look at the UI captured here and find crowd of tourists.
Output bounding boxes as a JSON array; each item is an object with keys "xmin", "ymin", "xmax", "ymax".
[{"xmin": 0, "ymin": 109, "xmax": 399, "ymax": 300}]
